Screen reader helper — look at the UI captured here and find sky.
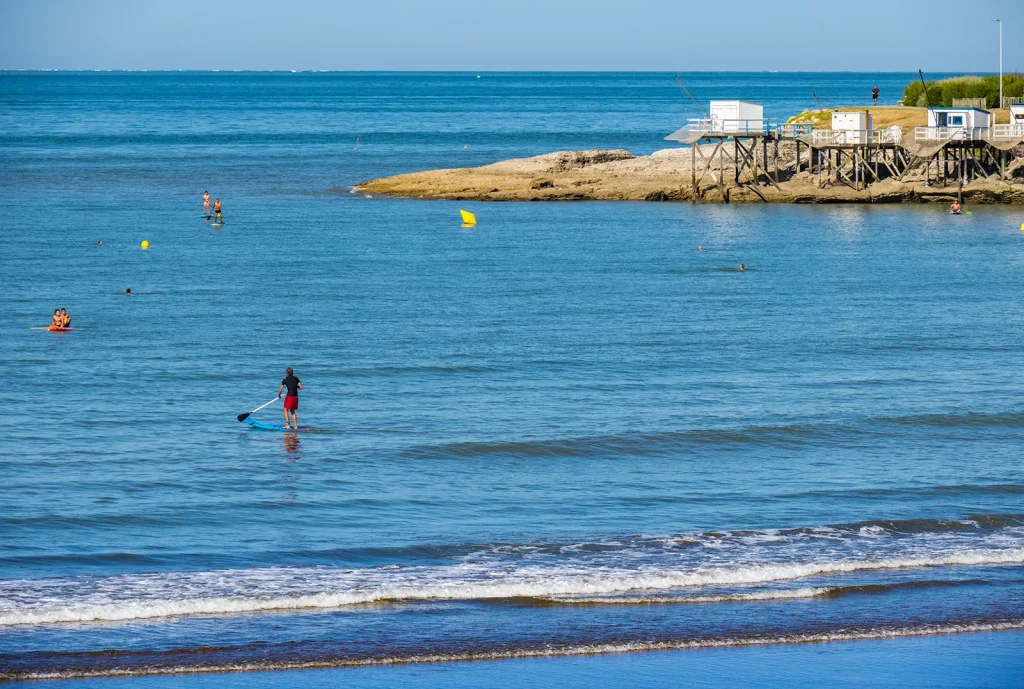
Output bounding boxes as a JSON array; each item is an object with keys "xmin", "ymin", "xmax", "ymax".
[{"xmin": 0, "ymin": 0, "xmax": 1021, "ymax": 72}]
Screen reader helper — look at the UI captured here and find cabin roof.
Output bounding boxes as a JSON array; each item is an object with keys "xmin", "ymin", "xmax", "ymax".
[{"xmin": 927, "ymin": 107, "xmax": 989, "ymax": 114}]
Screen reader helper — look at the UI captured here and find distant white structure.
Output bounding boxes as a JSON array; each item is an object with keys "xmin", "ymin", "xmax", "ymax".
[{"xmin": 1002, "ymin": 103, "xmax": 1024, "ymax": 138}]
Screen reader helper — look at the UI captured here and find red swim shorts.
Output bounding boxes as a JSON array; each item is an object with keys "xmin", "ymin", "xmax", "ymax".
[{"xmin": 284, "ymin": 396, "xmax": 298, "ymax": 411}]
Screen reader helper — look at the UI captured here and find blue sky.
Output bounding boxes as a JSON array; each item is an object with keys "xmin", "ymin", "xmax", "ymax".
[{"xmin": 1, "ymin": 0, "xmax": 1021, "ymax": 71}]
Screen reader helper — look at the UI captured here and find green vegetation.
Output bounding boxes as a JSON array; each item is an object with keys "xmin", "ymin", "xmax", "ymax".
[{"xmin": 901, "ymin": 75, "xmax": 1024, "ymax": 108}]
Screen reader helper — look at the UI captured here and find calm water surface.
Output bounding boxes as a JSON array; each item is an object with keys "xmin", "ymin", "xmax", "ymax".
[{"xmin": 0, "ymin": 72, "xmax": 1022, "ymax": 682}]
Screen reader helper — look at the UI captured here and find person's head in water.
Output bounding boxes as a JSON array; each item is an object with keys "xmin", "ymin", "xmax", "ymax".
[
  {"xmin": 126, "ymin": 288, "xmax": 132, "ymax": 296},
  {"xmin": 739, "ymin": 264, "xmax": 745, "ymax": 271},
  {"xmin": 698, "ymin": 245, "xmax": 703, "ymax": 251},
  {"xmin": 97, "ymin": 240, "xmax": 103, "ymax": 245}
]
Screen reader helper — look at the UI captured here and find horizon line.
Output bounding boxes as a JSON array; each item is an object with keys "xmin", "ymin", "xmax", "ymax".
[{"xmin": 0, "ymin": 68, "xmax": 1002, "ymax": 75}]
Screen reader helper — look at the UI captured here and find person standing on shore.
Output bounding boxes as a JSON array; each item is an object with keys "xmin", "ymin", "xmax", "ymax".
[
  {"xmin": 277, "ymin": 367, "xmax": 303, "ymax": 430},
  {"xmin": 872, "ymin": 85, "xmax": 879, "ymax": 106}
]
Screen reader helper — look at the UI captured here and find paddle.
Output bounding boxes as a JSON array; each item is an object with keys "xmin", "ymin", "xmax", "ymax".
[{"xmin": 237, "ymin": 396, "xmax": 281, "ymax": 422}]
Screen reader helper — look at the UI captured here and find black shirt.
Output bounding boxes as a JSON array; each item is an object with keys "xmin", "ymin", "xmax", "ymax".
[{"xmin": 282, "ymin": 375, "xmax": 300, "ymax": 397}]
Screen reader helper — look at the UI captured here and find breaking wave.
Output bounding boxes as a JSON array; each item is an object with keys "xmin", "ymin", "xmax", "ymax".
[{"xmin": 3, "ymin": 549, "xmax": 1022, "ymax": 626}]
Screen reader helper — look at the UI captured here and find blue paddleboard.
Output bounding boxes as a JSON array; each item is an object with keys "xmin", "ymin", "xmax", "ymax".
[{"xmin": 245, "ymin": 418, "xmax": 292, "ymax": 431}]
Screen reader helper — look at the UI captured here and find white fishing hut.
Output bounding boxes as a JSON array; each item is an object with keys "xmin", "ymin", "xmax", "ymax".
[
  {"xmin": 926, "ymin": 107, "xmax": 990, "ymax": 130},
  {"xmin": 830, "ymin": 111, "xmax": 874, "ymax": 144},
  {"xmin": 915, "ymin": 107, "xmax": 992, "ymax": 141},
  {"xmin": 708, "ymin": 100, "xmax": 766, "ymax": 134}
]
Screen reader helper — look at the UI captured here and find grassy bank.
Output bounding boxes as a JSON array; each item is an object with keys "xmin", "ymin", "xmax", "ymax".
[{"xmin": 788, "ymin": 107, "xmax": 926, "ymax": 132}]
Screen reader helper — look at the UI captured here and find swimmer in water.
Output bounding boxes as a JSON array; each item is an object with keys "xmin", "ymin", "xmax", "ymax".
[
  {"xmin": 739, "ymin": 264, "xmax": 746, "ymax": 272},
  {"xmin": 698, "ymin": 246, "xmax": 703, "ymax": 251},
  {"xmin": 97, "ymin": 240, "xmax": 103, "ymax": 245},
  {"xmin": 126, "ymin": 288, "xmax": 132, "ymax": 296},
  {"xmin": 950, "ymin": 201, "xmax": 962, "ymax": 214}
]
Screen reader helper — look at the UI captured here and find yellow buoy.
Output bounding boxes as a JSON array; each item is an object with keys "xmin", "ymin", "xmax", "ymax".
[
  {"xmin": 141, "ymin": 240, "xmax": 149, "ymax": 249},
  {"xmin": 1020, "ymin": 223, "xmax": 1024, "ymax": 233},
  {"xmin": 460, "ymin": 210, "xmax": 476, "ymax": 226}
]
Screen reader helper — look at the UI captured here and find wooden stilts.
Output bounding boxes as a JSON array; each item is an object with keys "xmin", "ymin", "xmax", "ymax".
[{"xmin": 691, "ymin": 142, "xmax": 696, "ymax": 196}]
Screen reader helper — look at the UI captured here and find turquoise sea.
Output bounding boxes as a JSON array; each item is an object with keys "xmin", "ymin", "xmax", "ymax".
[{"xmin": 1, "ymin": 72, "xmax": 1023, "ymax": 685}]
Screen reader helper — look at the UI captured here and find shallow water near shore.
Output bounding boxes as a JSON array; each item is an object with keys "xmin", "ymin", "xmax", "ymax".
[{"xmin": 1, "ymin": 72, "xmax": 1023, "ymax": 684}]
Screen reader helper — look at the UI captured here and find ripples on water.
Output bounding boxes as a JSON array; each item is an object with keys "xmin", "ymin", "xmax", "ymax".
[{"xmin": 1, "ymin": 72, "xmax": 1023, "ymax": 680}]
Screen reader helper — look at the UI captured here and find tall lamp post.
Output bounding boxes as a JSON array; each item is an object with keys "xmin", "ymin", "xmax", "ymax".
[{"xmin": 993, "ymin": 18, "xmax": 1002, "ymax": 109}]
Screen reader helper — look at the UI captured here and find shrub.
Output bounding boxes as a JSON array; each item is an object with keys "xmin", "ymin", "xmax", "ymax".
[{"xmin": 901, "ymin": 74, "xmax": 1024, "ymax": 107}]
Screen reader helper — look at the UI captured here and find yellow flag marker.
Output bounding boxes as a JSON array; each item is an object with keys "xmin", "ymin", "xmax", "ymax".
[{"xmin": 460, "ymin": 210, "xmax": 476, "ymax": 226}]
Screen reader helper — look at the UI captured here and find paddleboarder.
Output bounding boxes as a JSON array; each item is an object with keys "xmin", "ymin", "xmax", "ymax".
[
  {"xmin": 203, "ymin": 191, "xmax": 211, "ymax": 217},
  {"xmin": 213, "ymin": 198, "xmax": 222, "ymax": 224},
  {"xmin": 277, "ymin": 367, "xmax": 303, "ymax": 430}
]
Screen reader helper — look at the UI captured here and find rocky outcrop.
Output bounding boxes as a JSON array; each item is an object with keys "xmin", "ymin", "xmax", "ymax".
[{"xmin": 357, "ymin": 148, "xmax": 1024, "ymax": 205}]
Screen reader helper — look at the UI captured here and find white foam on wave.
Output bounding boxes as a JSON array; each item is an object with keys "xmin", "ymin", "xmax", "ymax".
[
  {"xmin": 545, "ymin": 587, "xmax": 831, "ymax": 604},
  {"xmin": 5, "ymin": 621, "xmax": 1023, "ymax": 681},
  {"xmin": 2, "ymin": 548, "xmax": 1022, "ymax": 626}
]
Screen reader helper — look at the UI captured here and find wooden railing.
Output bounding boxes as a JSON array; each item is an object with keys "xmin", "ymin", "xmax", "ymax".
[
  {"xmin": 992, "ymin": 124, "xmax": 1024, "ymax": 139},
  {"xmin": 811, "ymin": 128, "xmax": 901, "ymax": 145},
  {"xmin": 777, "ymin": 123, "xmax": 814, "ymax": 138},
  {"xmin": 914, "ymin": 126, "xmax": 990, "ymax": 141},
  {"xmin": 687, "ymin": 118, "xmax": 775, "ymax": 136}
]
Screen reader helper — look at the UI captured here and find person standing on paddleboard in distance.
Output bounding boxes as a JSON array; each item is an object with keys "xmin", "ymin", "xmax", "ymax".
[
  {"xmin": 202, "ymin": 191, "xmax": 211, "ymax": 217},
  {"xmin": 213, "ymin": 198, "xmax": 222, "ymax": 223},
  {"xmin": 277, "ymin": 367, "xmax": 303, "ymax": 430}
]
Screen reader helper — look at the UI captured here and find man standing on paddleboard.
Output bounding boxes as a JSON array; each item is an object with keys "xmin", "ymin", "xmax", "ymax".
[{"xmin": 277, "ymin": 367, "xmax": 303, "ymax": 430}]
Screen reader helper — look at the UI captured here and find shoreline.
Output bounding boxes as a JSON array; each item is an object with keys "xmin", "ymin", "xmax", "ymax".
[
  {"xmin": 17, "ymin": 629, "xmax": 1024, "ymax": 686},
  {"xmin": 358, "ymin": 147, "xmax": 1024, "ymax": 205}
]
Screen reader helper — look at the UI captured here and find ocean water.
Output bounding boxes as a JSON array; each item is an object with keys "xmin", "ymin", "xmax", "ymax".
[{"xmin": 1, "ymin": 72, "xmax": 1023, "ymax": 683}]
